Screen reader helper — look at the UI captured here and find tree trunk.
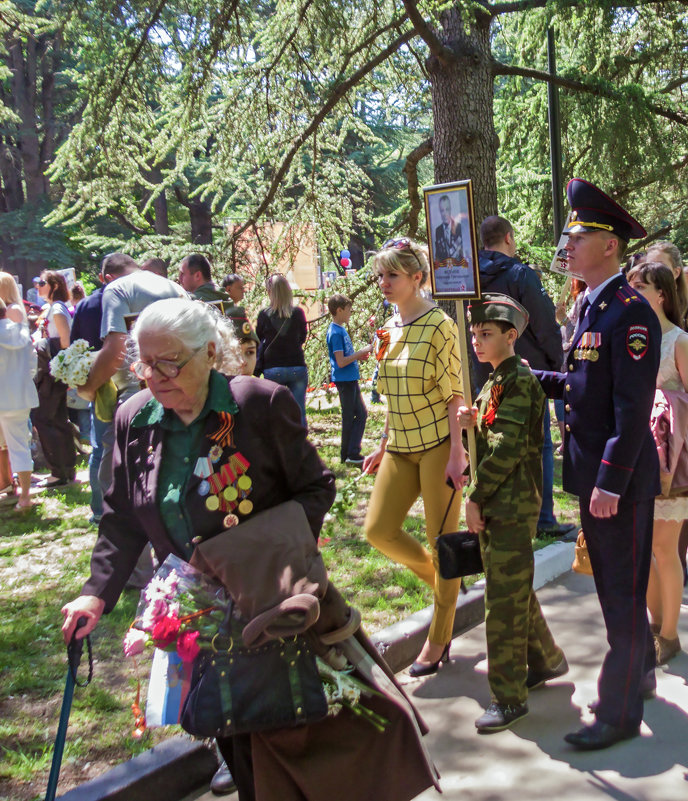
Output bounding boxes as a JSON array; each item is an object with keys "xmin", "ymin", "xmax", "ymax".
[
  {"xmin": 427, "ymin": 7, "xmax": 497, "ymax": 226},
  {"xmin": 189, "ymin": 199, "xmax": 213, "ymax": 244}
]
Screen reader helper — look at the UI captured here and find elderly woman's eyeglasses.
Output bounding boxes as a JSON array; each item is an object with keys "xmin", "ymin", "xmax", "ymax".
[
  {"xmin": 381, "ymin": 237, "xmax": 423, "ymax": 271},
  {"xmin": 130, "ymin": 345, "xmax": 204, "ymax": 381}
]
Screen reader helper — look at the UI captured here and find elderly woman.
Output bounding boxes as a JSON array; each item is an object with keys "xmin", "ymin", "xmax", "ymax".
[{"xmin": 61, "ymin": 297, "xmax": 439, "ymax": 801}]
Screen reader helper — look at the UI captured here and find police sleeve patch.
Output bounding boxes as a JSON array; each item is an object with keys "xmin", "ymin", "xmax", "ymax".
[{"xmin": 627, "ymin": 325, "xmax": 649, "ymax": 360}]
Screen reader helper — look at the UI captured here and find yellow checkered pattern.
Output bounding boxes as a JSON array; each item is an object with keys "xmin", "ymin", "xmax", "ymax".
[{"xmin": 378, "ymin": 307, "xmax": 462, "ymax": 453}]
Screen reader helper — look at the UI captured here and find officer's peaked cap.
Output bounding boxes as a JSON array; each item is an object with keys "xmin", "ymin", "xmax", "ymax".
[{"xmin": 563, "ymin": 178, "xmax": 646, "ymax": 242}]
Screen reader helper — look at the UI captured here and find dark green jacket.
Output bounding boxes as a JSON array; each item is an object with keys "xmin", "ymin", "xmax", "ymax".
[{"xmin": 465, "ymin": 355, "xmax": 544, "ymax": 519}]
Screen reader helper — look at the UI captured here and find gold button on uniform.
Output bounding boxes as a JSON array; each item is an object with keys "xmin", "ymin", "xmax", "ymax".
[
  {"xmin": 565, "ymin": 384, "xmax": 571, "ymax": 392},
  {"xmin": 565, "ymin": 404, "xmax": 571, "ymax": 412},
  {"xmin": 565, "ymin": 424, "xmax": 571, "ymax": 432},
  {"xmin": 568, "ymin": 365, "xmax": 574, "ymax": 371}
]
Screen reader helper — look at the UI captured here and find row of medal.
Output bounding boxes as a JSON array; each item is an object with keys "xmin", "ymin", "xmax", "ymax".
[
  {"xmin": 574, "ymin": 332, "xmax": 601, "ymax": 362},
  {"xmin": 194, "ymin": 446, "xmax": 253, "ymax": 528}
]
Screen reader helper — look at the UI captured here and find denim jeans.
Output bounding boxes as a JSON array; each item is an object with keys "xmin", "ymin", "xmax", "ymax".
[
  {"xmin": 89, "ymin": 404, "xmax": 110, "ymax": 520},
  {"xmin": 263, "ymin": 366, "xmax": 308, "ymax": 426},
  {"xmin": 334, "ymin": 381, "xmax": 367, "ymax": 461},
  {"xmin": 538, "ymin": 402, "xmax": 556, "ymax": 528}
]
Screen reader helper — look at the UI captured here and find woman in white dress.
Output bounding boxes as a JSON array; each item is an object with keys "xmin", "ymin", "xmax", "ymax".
[{"xmin": 629, "ymin": 261, "xmax": 688, "ymax": 664}]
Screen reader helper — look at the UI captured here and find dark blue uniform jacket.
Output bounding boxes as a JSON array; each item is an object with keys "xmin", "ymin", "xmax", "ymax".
[{"xmin": 535, "ymin": 275, "xmax": 660, "ymax": 500}]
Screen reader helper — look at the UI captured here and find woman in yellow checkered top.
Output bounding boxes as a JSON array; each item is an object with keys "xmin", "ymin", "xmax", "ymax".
[{"xmin": 363, "ymin": 237, "xmax": 467, "ymax": 677}]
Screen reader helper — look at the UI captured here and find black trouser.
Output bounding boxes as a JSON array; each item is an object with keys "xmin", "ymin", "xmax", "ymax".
[
  {"xmin": 31, "ymin": 379, "xmax": 76, "ymax": 481},
  {"xmin": 580, "ymin": 496, "xmax": 656, "ymax": 729},
  {"xmin": 335, "ymin": 380, "xmax": 367, "ymax": 462},
  {"xmin": 216, "ymin": 734, "xmax": 255, "ymax": 801}
]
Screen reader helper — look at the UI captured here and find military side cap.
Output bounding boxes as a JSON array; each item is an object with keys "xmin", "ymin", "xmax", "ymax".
[
  {"xmin": 227, "ymin": 305, "xmax": 259, "ymax": 344},
  {"xmin": 467, "ymin": 293, "xmax": 529, "ymax": 337},
  {"xmin": 563, "ymin": 178, "xmax": 646, "ymax": 242}
]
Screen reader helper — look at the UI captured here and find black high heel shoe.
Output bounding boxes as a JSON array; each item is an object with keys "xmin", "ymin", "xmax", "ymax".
[{"xmin": 409, "ymin": 643, "xmax": 451, "ymax": 678}]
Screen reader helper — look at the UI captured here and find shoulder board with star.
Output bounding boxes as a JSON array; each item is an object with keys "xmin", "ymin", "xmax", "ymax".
[{"xmin": 615, "ymin": 284, "xmax": 643, "ymax": 305}]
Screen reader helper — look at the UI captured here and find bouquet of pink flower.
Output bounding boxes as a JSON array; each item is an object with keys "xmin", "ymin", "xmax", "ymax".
[{"xmin": 123, "ymin": 554, "xmax": 228, "ymax": 664}]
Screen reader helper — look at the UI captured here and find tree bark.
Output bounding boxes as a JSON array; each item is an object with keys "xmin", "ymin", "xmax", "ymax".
[{"xmin": 425, "ymin": 7, "xmax": 497, "ymax": 225}]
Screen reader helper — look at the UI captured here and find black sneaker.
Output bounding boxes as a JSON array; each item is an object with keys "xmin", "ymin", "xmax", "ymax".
[
  {"xmin": 475, "ymin": 701, "xmax": 528, "ymax": 733},
  {"xmin": 526, "ymin": 655, "xmax": 569, "ymax": 690}
]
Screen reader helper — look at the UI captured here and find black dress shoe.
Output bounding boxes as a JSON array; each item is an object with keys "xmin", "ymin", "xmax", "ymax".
[
  {"xmin": 564, "ymin": 720, "xmax": 640, "ymax": 750},
  {"xmin": 527, "ymin": 655, "xmax": 569, "ymax": 690},
  {"xmin": 210, "ymin": 759, "xmax": 237, "ymax": 795},
  {"xmin": 409, "ymin": 643, "xmax": 450, "ymax": 677}
]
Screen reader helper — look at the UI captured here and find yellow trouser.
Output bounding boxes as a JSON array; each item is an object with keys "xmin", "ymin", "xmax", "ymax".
[{"xmin": 364, "ymin": 439, "xmax": 462, "ymax": 645}]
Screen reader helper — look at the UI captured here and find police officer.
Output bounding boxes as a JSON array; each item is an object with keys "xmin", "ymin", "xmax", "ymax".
[{"xmin": 535, "ymin": 179, "xmax": 661, "ymax": 750}]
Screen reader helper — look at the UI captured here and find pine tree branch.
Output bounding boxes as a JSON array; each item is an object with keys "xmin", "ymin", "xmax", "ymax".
[
  {"xmin": 492, "ymin": 60, "xmax": 688, "ymax": 126},
  {"xmin": 403, "ymin": 136, "xmax": 433, "ymax": 238},
  {"xmin": 613, "ymin": 153, "xmax": 688, "ymax": 200},
  {"xmin": 401, "ymin": 0, "xmax": 456, "ymax": 65},
  {"xmin": 230, "ymin": 26, "xmax": 415, "ymax": 242},
  {"xmin": 484, "ymin": 0, "xmax": 664, "ymax": 14}
]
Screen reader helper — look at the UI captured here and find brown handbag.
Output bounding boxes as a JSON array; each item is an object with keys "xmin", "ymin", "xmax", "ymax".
[
  {"xmin": 189, "ymin": 499, "xmax": 328, "ymax": 621},
  {"xmin": 571, "ymin": 529, "xmax": 593, "ymax": 575}
]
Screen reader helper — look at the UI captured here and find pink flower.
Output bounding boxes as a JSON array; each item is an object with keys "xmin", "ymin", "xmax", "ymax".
[
  {"xmin": 141, "ymin": 597, "xmax": 169, "ymax": 631},
  {"xmin": 123, "ymin": 628, "xmax": 148, "ymax": 657},
  {"xmin": 176, "ymin": 629, "xmax": 201, "ymax": 662},
  {"xmin": 151, "ymin": 614, "xmax": 181, "ymax": 648}
]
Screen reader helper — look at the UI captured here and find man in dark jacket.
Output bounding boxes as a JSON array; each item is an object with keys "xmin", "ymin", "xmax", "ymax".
[{"xmin": 473, "ymin": 216, "xmax": 572, "ymax": 538}]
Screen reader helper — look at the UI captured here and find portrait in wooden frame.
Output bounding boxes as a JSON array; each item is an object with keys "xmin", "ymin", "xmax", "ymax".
[{"xmin": 423, "ymin": 180, "xmax": 481, "ymax": 300}]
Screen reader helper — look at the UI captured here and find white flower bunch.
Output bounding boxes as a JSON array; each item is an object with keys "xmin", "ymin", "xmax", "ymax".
[{"xmin": 49, "ymin": 339, "xmax": 97, "ymax": 388}]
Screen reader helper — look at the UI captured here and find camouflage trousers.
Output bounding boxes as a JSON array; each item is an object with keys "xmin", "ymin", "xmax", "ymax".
[{"xmin": 479, "ymin": 516, "xmax": 563, "ymax": 705}]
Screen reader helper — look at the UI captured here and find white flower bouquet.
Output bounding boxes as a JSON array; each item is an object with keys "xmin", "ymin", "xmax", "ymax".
[{"xmin": 49, "ymin": 339, "xmax": 96, "ymax": 388}]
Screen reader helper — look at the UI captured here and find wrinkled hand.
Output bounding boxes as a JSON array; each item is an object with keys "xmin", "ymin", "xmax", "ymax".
[
  {"xmin": 458, "ymin": 405, "xmax": 478, "ymax": 429},
  {"xmin": 362, "ymin": 446, "xmax": 385, "ymax": 475},
  {"xmin": 589, "ymin": 487, "xmax": 619, "ymax": 518},
  {"xmin": 465, "ymin": 499, "xmax": 485, "ymax": 533},
  {"xmin": 61, "ymin": 596, "xmax": 105, "ymax": 644}
]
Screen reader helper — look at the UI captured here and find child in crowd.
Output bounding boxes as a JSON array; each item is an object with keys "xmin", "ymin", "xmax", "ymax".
[
  {"xmin": 459, "ymin": 293, "xmax": 567, "ymax": 733},
  {"xmin": 227, "ymin": 307, "xmax": 259, "ymax": 376},
  {"xmin": 326, "ymin": 294, "xmax": 372, "ymax": 467}
]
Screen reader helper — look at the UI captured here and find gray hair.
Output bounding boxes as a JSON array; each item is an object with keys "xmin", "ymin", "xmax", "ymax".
[{"xmin": 131, "ymin": 298, "xmax": 244, "ymax": 375}]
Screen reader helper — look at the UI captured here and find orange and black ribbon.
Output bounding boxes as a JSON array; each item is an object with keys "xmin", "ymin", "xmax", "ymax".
[
  {"xmin": 209, "ymin": 411, "xmax": 234, "ymax": 449},
  {"xmin": 375, "ymin": 329, "xmax": 390, "ymax": 361},
  {"xmin": 482, "ymin": 384, "xmax": 504, "ymax": 428}
]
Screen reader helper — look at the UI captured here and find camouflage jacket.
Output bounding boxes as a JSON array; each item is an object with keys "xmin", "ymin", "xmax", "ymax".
[{"xmin": 465, "ymin": 355, "xmax": 545, "ymax": 519}]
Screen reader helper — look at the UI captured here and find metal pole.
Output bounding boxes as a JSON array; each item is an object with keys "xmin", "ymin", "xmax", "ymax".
[{"xmin": 547, "ymin": 27, "xmax": 565, "ymax": 243}]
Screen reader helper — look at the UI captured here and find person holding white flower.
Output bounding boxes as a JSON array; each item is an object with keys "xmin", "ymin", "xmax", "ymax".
[{"xmin": 0, "ymin": 299, "xmax": 39, "ymax": 510}]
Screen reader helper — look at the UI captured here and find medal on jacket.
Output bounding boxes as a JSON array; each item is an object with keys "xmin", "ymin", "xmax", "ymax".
[
  {"xmin": 203, "ymin": 451, "xmax": 254, "ymax": 516},
  {"xmin": 576, "ymin": 332, "xmax": 601, "ymax": 361}
]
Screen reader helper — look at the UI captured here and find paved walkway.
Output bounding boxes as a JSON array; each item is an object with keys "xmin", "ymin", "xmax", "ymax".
[{"xmin": 185, "ymin": 570, "xmax": 688, "ymax": 801}]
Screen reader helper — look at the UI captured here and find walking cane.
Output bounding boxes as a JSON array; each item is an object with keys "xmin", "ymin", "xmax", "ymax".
[{"xmin": 45, "ymin": 617, "xmax": 93, "ymax": 801}]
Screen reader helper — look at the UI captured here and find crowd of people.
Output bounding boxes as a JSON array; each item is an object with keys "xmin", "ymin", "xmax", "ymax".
[{"xmin": 0, "ymin": 175, "xmax": 686, "ymax": 798}]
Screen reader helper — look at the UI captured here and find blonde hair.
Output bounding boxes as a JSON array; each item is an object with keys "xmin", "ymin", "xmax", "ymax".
[
  {"xmin": 267, "ymin": 273, "xmax": 294, "ymax": 318},
  {"xmin": 132, "ymin": 298, "xmax": 244, "ymax": 376},
  {"xmin": 0, "ymin": 271, "xmax": 27, "ymax": 322},
  {"xmin": 371, "ymin": 239, "xmax": 430, "ymax": 285}
]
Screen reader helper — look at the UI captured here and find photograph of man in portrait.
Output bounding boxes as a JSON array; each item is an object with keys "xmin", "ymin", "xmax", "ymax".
[{"xmin": 424, "ymin": 181, "xmax": 479, "ymax": 299}]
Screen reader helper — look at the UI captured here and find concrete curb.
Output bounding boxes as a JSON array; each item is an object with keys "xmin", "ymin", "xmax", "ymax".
[
  {"xmin": 371, "ymin": 538, "xmax": 575, "ymax": 673},
  {"xmin": 57, "ymin": 538, "xmax": 575, "ymax": 800},
  {"xmin": 57, "ymin": 736, "xmax": 217, "ymax": 800}
]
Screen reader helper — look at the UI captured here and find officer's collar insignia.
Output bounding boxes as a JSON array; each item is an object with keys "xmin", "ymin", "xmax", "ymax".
[
  {"xmin": 626, "ymin": 325, "xmax": 649, "ymax": 361},
  {"xmin": 598, "ymin": 301, "xmax": 607, "ymax": 310}
]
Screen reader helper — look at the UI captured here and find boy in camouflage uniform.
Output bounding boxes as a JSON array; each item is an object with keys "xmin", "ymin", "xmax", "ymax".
[{"xmin": 460, "ymin": 294, "xmax": 567, "ymax": 733}]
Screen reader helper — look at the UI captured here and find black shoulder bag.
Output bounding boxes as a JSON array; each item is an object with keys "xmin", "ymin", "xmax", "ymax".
[{"xmin": 436, "ymin": 490, "xmax": 484, "ymax": 579}]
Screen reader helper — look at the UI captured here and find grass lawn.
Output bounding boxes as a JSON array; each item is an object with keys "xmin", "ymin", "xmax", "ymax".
[{"xmin": 0, "ymin": 399, "xmax": 578, "ymax": 801}]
